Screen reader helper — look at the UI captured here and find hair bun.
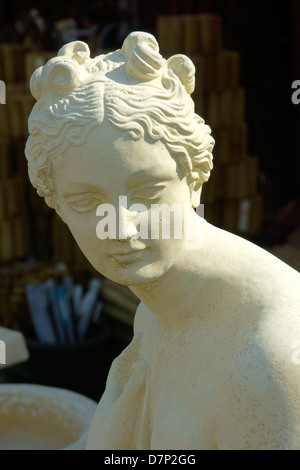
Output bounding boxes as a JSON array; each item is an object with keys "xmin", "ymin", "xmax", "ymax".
[
  {"xmin": 121, "ymin": 31, "xmax": 163, "ymax": 81},
  {"xmin": 58, "ymin": 40, "xmax": 90, "ymax": 64},
  {"xmin": 30, "ymin": 41, "xmax": 90, "ymax": 100},
  {"xmin": 122, "ymin": 31, "xmax": 158, "ymax": 57},
  {"xmin": 166, "ymin": 55, "xmax": 195, "ymax": 94},
  {"xmin": 30, "ymin": 55, "xmax": 86, "ymax": 100}
]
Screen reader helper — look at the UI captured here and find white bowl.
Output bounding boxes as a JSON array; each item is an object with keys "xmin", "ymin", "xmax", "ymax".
[{"xmin": 0, "ymin": 384, "xmax": 98, "ymax": 450}]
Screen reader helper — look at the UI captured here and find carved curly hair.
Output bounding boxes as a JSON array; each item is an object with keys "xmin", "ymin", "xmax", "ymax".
[{"xmin": 25, "ymin": 31, "xmax": 214, "ymax": 210}]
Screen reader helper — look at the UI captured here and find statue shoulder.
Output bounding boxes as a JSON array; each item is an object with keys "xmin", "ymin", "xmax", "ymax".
[
  {"xmin": 133, "ymin": 301, "xmax": 156, "ymax": 335},
  {"xmin": 215, "ymin": 324, "xmax": 300, "ymax": 449}
]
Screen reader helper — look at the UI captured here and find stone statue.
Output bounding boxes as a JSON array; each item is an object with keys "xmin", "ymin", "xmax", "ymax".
[{"xmin": 25, "ymin": 32, "xmax": 300, "ymax": 450}]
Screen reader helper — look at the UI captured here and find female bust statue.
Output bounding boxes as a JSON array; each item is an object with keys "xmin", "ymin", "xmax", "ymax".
[{"xmin": 25, "ymin": 32, "xmax": 300, "ymax": 450}]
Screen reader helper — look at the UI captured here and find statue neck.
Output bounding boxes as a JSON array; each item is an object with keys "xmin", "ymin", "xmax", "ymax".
[{"xmin": 129, "ymin": 219, "xmax": 225, "ymax": 332}]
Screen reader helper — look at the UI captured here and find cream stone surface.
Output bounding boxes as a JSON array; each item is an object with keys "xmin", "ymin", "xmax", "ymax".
[
  {"xmin": 25, "ymin": 32, "xmax": 300, "ymax": 450},
  {"xmin": 0, "ymin": 384, "xmax": 97, "ymax": 450}
]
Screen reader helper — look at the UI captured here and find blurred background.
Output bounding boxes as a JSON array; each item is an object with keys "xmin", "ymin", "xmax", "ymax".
[{"xmin": 0, "ymin": 0, "xmax": 299, "ymax": 401}]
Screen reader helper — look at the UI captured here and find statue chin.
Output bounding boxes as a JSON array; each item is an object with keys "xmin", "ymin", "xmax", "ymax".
[{"xmin": 90, "ymin": 245, "xmax": 180, "ymax": 287}]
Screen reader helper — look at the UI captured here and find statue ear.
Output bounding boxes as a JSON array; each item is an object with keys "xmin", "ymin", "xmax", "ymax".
[
  {"xmin": 187, "ymin": 152, "xmax": 213, "ymax": 208},
  {"xmin": 192, "ymin": 187, "xmax": 202, "ymax": 209},
  {"xmin": 54, "ymin": 202, "xmax": 66, "ymax": 224},
  {"xmin": 190, "ymin": 147, "xmax": 214, "ymax": 207},
  {"xmin": 187, "ymin": 171, "xmax": 202, "ymax": 208}
]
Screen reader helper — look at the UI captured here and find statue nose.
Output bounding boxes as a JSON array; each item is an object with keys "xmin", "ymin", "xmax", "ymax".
[{"xmin": 118, "ymin": 204, "xmax": 148, "ymax": 241}]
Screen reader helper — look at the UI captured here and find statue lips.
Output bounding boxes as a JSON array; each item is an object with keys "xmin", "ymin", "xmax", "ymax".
[{"xmin": 110, "ymin": 247, "xmax": 149, "ymax": 262}]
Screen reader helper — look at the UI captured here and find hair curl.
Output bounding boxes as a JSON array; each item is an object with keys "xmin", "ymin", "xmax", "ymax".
[{"xmin": 25, "ymin": 31, "xmax": 214, "ymax": 209}]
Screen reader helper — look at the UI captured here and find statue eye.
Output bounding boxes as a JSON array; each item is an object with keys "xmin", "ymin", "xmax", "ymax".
[
  {"xmin": 132, "ymin": 183, "xmax": 166, "ymax": 202},
  {"xmin": 66, "ymin": 194, "xmax": 100, "ymax": 212}
]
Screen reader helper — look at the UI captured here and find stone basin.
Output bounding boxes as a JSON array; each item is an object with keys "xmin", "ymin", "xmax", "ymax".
[{"xmin": 0, "ymin": 384, "xmax": 98, "ymax": 450}]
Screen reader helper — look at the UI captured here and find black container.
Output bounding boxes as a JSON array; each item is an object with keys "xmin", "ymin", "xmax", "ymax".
[{"xmin": 21, "ymin": 324, "xmax": 123, "ymax": 402}]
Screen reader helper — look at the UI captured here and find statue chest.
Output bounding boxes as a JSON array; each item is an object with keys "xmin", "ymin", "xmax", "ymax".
[
  {"xmin": 135, "ymin": 337, "xmax": 218, "ymax": 450},
  {"xmin": 89, "ymin": 331, "xmax": 220, "ymax": 450}
]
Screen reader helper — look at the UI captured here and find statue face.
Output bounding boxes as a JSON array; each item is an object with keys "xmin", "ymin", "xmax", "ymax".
[{"xmin": 54, "ymin": 119, "xmax": 196, "ymax": 286}]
